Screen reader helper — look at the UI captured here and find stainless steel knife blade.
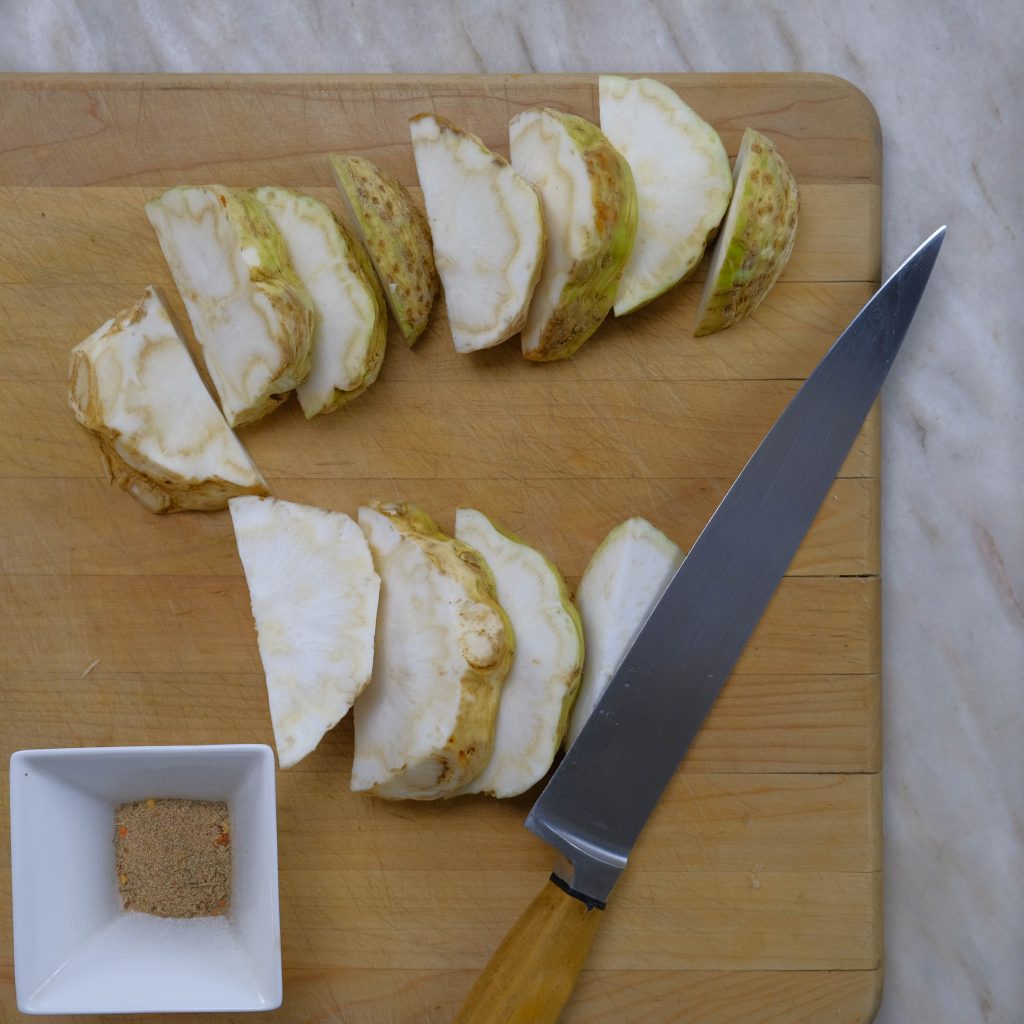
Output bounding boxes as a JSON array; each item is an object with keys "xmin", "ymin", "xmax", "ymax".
[{"xmin": 526, "ymin": 226, "xmax": 946, "ymax": 908}]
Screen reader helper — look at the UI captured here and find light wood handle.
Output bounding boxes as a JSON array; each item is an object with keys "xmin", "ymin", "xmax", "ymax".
[{"xmin": 454, "ymin": 876, "xmax": 604, "ymax": 1024}]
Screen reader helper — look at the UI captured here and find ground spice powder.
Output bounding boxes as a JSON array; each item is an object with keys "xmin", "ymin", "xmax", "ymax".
[{"xmin": 114, "ymin": 798, "xmax": 231, "ymax": 918}]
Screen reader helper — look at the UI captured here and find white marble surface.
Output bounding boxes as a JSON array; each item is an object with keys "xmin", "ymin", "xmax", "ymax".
[{"xmin": 2, "ymin": 1, "xmax": 1021, "ymax": 1020}]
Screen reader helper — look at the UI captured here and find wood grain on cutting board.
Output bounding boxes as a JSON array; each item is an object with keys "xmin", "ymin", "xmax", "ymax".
[{"xmin": 0, "ymin": 73, "xmax": 883, "ymax": 1023}]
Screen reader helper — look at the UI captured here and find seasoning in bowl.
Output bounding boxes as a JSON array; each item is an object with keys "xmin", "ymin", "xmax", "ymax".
[{"xmin": 114, "ymin": 798, "xmax": 231, "ymax": 918}]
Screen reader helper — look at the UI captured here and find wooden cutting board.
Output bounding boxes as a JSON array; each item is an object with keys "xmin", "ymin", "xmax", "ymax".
[{"xmin": 0, "ymin": 73, "xmax": 882, "ymax": 1023}]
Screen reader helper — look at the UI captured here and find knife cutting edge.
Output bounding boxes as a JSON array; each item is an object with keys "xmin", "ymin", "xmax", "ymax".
[{"xmin": 454, "ymin": 226, "xmax": 945, "ymax": 1024}]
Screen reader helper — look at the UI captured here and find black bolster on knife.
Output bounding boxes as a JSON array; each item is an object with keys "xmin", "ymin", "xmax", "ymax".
[{"xmin": 549, "ymin": 872, "xmax": 607, "ymax": 911}]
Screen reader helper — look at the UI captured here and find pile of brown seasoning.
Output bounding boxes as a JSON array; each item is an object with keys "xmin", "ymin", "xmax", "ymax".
[{"xmin": 114, "ymin": 798, "xmax": 231, "ymax": 918}]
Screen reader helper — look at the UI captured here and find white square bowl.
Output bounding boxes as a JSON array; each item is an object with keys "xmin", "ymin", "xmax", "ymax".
[{"xmin": 9, "ymin": 744, "xmax": 281, "ymax": 1014}]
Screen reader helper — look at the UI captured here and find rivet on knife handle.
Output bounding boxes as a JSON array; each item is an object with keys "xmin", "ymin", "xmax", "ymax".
[{"xmin": 454, "ymin": 227, "xmax": 945, "ymax": 1022}]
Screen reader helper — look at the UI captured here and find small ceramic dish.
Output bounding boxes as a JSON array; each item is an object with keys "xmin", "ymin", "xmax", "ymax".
[{"xmin": 9, "ymin": 744, "xmax": 281, "ymax": 1014}]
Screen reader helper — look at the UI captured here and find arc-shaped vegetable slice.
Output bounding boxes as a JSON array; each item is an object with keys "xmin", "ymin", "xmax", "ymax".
[
  {"xmin": 230, "ymin": 496, "xmax": 380, "ymax": 769},
  {"xmin": 68, "ymin": 286, "xmax": 267, "ymax": 513},
  {"xmin": 695, "ymin": 128, "xmax": 799, "ymax": 336},
  {"xmin": 453, "ymin": 509, "xmax": 584, "ymax": 797},
  {"xmin": 329, "ymin": 155, "xmax": 438, "ymax": 346},
  {"xmin": 510, "ymin": 108, "xmax": 638, "ymax": 361},
  {"xmin": 352, "ymin": 502, "xmax": 513, "ymax": 800},
  {"xmin": 410, "ymin": 114, "xmax": 545, "ymax": 353},
  {"xmin": 599, "ymin": 75, "xmax": 733, "ymax": 315},
  {"xmin": 565, "ymin": 517, "xmax": 683, "ymax": 749},
  {"xmin": 145, "ymin": 185, "xmax": 313, "ymax": 427},
  {"xmin": 252, "ymin": 186, "xmax": 386, "ymax": 418}
]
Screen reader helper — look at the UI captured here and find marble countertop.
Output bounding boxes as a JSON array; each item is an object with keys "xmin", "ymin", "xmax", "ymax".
[{"xmin": 2, "ymin": 1, "xmax": 1021, "ymax": 1021}]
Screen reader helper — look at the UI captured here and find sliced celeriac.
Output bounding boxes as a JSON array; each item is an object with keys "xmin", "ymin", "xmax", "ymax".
[
  {"xmin": 230, "ymin": 496, "xmax": 380, "ymax": 769},
  {"xmin": 329, "ymin": 155, "xmax": 438, "ymax": 346},
  {"xmin": 510, "ymin": 108, "xmax": 638, "ymax": 361},
  {"xmin": 599, "ymin": 75, "xmax": 733, "ymax": 315},
  {"xmin": 68, "ymin": 286, "xmax": 267, "ymax": 513},
  {"xmin": 695, "ymin": 128, "xmax": 799, "ymax": 336},
  {"xmin": 565, "ymin": 517, "xmax": 684, "ymax": 749},
  {"xmin": 353, "ymin": 502, "xmax": 513, "ymax": 799},
  {"xmin": 145, "ymin": 185, "xmax": 313, "ymax": 427},
  {"xmin": 453, "ymin": 509, "xmax": 583, "ymax": 797},
  {"xmin": 252, "ymin": 186, "xmax": 386, "ymax": 418},
  {"xmin": 410, "ymin": 114, "xmax": 545, "ymax": 353}
]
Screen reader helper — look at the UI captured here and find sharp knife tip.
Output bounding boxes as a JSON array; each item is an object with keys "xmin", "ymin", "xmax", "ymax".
[
  {"xmin": 888, "ymin": 226, "xmax": 946, "ymax": 291},
  {"xmin": 922, "ymin": 225, "xmax": 947, "ymax": 254}
]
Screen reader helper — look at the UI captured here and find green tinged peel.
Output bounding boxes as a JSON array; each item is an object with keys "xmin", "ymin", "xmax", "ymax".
[
  {"xmin": 145, "ymin": 185, "xmax": 314, "ymax": 427},
  {"xmin": 694, "ymin": 128, "xmax": 799, "ymax": 336},
  {"xmin": 510, "ymin": 107, "xmax": 638, "ymax": 361},
  {"xmin": 453, "ymin": 509, "xmax": 584, "ymax": 798},
  {"xmin": 329, "ymin": 155, "xmax": 438, "ymax": 346},
  {"xmin": 252, "ymin": 186, "xmax": 386, "ymax": 418}
]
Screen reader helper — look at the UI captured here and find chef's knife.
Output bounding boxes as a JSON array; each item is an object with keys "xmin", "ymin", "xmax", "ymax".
[{"xmin": 454, "ymin": 227, "xmax": 945, "ymax": 1024}]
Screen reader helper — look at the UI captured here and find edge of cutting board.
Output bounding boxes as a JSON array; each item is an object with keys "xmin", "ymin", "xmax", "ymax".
[{"xmin": 0, "ymin": 70, "xmax": 885, "ymax": 1024}]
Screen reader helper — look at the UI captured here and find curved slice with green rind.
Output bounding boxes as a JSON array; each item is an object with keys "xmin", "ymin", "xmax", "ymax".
[
  {"xmin": 329, "ymin": 155, "xmax": 438, "ymax": 346},
  {"xmin": 453, "ymin": 509, "xmax": 584, "ymax": 798},
  {"xmin": 145, "ymin": 185, "xmax": 314, "ymax": 427},
  {"xmin": 599, "ymin": 75, "xmax": 733, "ymax": 315},
  {"xmin": 252, "ymin": 186, "xmax": 386, "ymax": 418},
  {"xmin": 694, "ymin": 128, "xmax": 799, "ymax": 336},
  {"xmin": 510, "ymin": 107, "xmax": 637, "ymax": 361}
]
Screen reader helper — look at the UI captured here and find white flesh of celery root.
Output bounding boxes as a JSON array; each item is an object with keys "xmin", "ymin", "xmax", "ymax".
[
  {"xmin": 253, "ymin": 186, "xmax": 386, "ymax": 417},
  {"xmin": 454, "ymin": 509, "xmax": 583, "ymax": 797},
  {"xmin": 352, "ymin": 502, "xmax": 513, "ymax": 800},
  {"xmin": 599, "ymin": 75, "xmax": 732, "ymax": 315},
  {"xmin": 146, "ymin": 185, "xmax": 313, "ymax": 427},
  {"xmin": 509, "ymin": 108, "xmax": 637, "ymax": 362},
  {"xmin": 410, "ymin": 114, "xmax": 545, "ymax": 353},
  {"xmin": 565, "ymin": 517, "xmax": 683, "ymax": 749},
  {"xmin": 68, "ymin": 286, "xmax": 266, "ymax": 513},
  {"xmin": 230, "ymin": 496, "xmax": 380, "ymax": 769}
]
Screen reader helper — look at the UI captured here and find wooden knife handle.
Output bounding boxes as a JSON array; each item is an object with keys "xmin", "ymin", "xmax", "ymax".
[{"xmin": 453, "ymin": 875, "xmax": 604, "ymax": 1024}]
